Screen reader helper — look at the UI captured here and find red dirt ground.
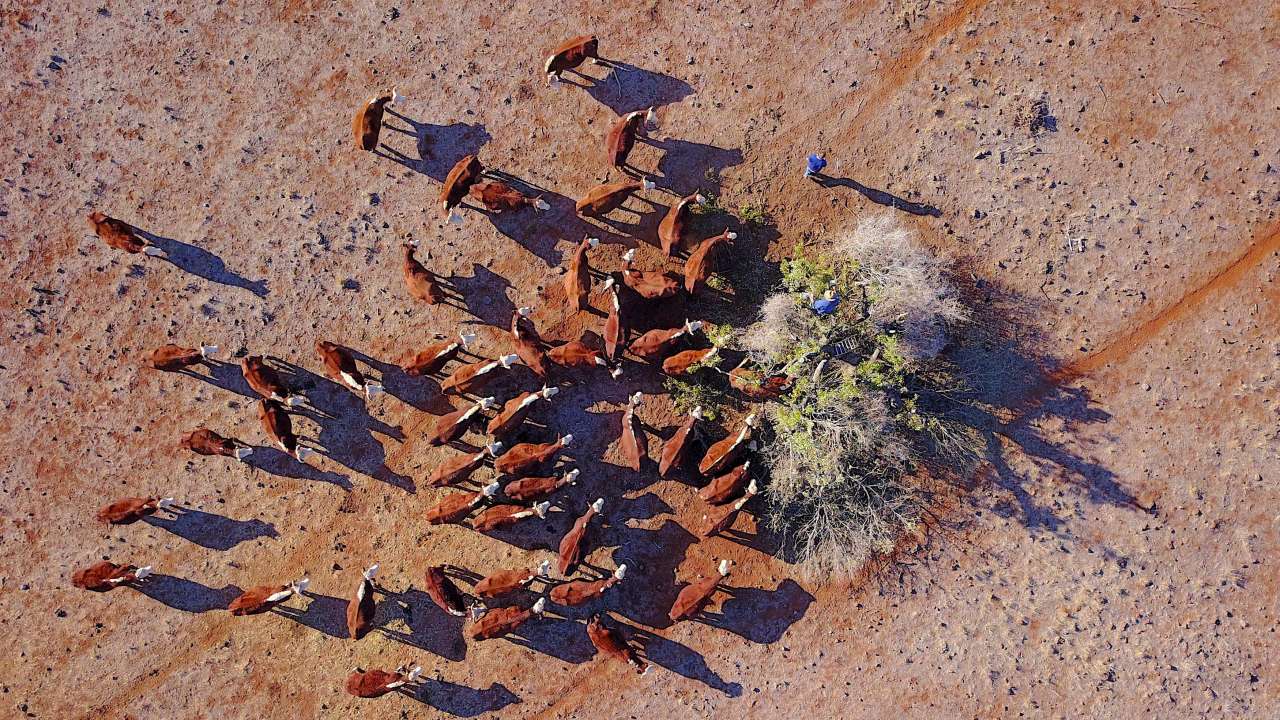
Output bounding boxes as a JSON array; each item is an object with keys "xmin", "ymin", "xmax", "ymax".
[{"xmin": 2, "ymin": 1, "xmax": 1278, "ymax": 718}]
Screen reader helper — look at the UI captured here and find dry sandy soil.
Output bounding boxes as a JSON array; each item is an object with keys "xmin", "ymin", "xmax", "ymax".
[{"xmin": 2, "ymin": 1, "xmax": 1278, "ymax": 718}]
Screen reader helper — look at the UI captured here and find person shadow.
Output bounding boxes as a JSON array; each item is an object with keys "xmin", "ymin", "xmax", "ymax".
[
  {"xmin": 572, "ymin": 61, "xmax": 695, "ymax": 116},
  {"xmin": 415, "ymin": 677, "xmax": 521, "ymax": 717},
  {"xmin": 376, "ymin": 111, "xmax": 491, "ymax": 182},
  {"xmin": 135, "ymin": 574, "xmax": 242, "ymax": 613},
  {"xmin": 142, "ymin": 506, "xmax": 278, "ymax": 550},
  {"xmin": 810, "ymin": 175, "xmax": 942, "ymax": 217},
  {"xmin": 133, "ymin": 229, "xmax": 269, "ymax": 297}
]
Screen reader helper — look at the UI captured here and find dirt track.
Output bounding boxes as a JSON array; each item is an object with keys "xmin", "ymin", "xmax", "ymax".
[{"xmin": 2, "ymin": 1, "xmax": 1278, "ymax": 718}]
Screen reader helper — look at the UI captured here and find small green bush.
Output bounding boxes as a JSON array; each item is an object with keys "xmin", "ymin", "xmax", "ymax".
[{"xmin": 664, "ymin": 376, "xmax": 723, "ymax": 421}]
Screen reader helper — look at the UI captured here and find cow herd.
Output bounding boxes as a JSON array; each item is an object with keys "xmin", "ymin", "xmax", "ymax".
[{"xmin": 76, "ymin": 34, "xmax": 783, "ymax": 701}]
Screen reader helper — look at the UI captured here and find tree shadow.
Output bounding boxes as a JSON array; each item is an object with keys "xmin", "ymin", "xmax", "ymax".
[
  {"xmin": 273, "ymin": 590, "xmax": 349, "ymax": 638},
  {"xmin": 376, "ymin": 112, "xmax": 491, "ymax": 183},
  {"xmin": 696, "ymin": 579, "xmax": 813, "ymax": 644},
  {"xmin": 623, "ymin": 622, "xmax": 742, "ymax": 697},
  {"xmin": 269, "ymin": 358, "xmax": 414, "ymax": 492},
  {"xmin": 416, "ymin": 678, "xmax": 521, "ymax": 717},
  {"xmin": 377, "ymin": 587, "xmax": 469, "ymax": 661},
  {"xmin": 649, "ymin": 139, "xmax": 743, "ymax": 196},
  {"xmin": 812, "ymin": 175, "xmax": 942, "ymax": 217},
  {"xmin": 577, "ymin": 62, "xmax": 695, "ymax": 115},
  {"xmin": 243, "ymin": 446, "xmax": 353, "ymax": 489},
  {"xmin": 135, "ymin": 574, "xmax": 242, "ymax": 613},
  {"xmin": 142, "ymin": 506, "xmax": 278, "ymax": 550},
  {"xmin": 133, "ymin": 229, "xmax": 269, "ymax": 297}
]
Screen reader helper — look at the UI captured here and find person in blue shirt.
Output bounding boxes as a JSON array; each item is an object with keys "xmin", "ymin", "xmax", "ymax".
[{"xmin": 804, "ymin": 153, "xmax": 828, "ymax": 181}]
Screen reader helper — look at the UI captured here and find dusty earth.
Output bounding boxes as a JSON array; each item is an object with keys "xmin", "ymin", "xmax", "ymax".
[{"xmin": 2, "ymin": 0, "xmax": 1279, "ymax": 718}]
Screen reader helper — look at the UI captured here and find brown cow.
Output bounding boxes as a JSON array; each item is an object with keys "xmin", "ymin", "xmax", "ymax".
[
  {"xmin": 440, "ymin": 354, "xmax": 520, "ymax": 396},
  {"xmin": 510, "ymin": 308, "xmax": 550, "ymax": 379},
  {"xmin": 316, "ymin": 340, "xmax": 383, "ymax": 399},
  {"xmin": 228, "ymin": 578, "xmax": 309, "ymax": 615},
  {"xmin": 667, "ymin": 560, "xmax": 731, "ymax": 622},
  {"xmin": 148, "ymin": 343, "xmax": 218, "ymax": 372},
  {"xmin": 426, "ymin": 442, "xmax": 503, "ymax": 487},
  {"xmin": 545, "ymin": 34, "xmax": 601, "ymax": 85},
  {"xmin": 657, "ymin": 193, "xmax": 707, "ymax": 256},
  {"xmin": 549, "ymin": 565, "xmax": 626, "ymax": 606},
  {"xmin": 401, "ymin": 240, "xmax": 446, "ymax": 305},
  {"xmin": 504, "ymin": 468, "xmax": 578, "ymax": 502},
  {"xmin": 96, "ymin": 496, "xmax": 175, "ymax": 525},
  {"xmin": 699, "ymin": 461, "xmax": 751, "ymax": 505},
  {"xmin": 88, "ymin": 212, "xmax": 163, "ymax": 256},
  {"xmin": 699, "ymin": 480, "xmax": 758, "ymax": 538},
  {"xmin": 548, "ymin": 340, "xmax": 622, "ymax": 378},
  {"xmin": 242, "ymin": 356, "xmax": 304, "ymax": 406},
  {"xmin": 426, "ymin": 482, "xmax": 500, "ymax": 525},
  {"xmin": 469, "ymin": 181, "xmax": 550, "ymax": 213},
  {"xmin": 180, "ymin": 427, "xmax": 253, "ymax": 461},
  {"xmin": 440, "ymin": 154, "xmax": 484, "ymax": 224},
  {"xmin": 698, "ymin": 413, "xmax": 757, "ymax": 476},
  {"xmin": 629, "ymin": 320, "xmax": 701, "ymax": 363},
  {"xmin": 684, "ymin": 230, "xmax": 736, "ymax": 293},
  {"xmin": 467, "ymin": 598, "xmax": 546, "ymax": 640},
  {"xmin": 620, "ymin": 249, "xmax": 680, "ymax": 299},
  {"xmin": 487, "ymin": 386, "xmax": 559, "ymax": 437},
  {"xmin": 345, "ymin": 665, "xmax": 421, "ymax": 698},
  {"xmin": 352, "ymin": 90, "xmax": 402, "ymax": 152},
  {"xmin": 258, "ymin": 399, "xmax": 314, "ymax": 462},
  {"xmin": 72, "ymin": 561, "xmax": 151, "ymax": 592},
  {"xmin": 346, "ymin": 564, "xmax": 379, "ymax": 640},
  {"xmin": 658, "ymin": 406, "xmax": 703, "ymax": 478},
  {"xmin": 401, "ymin": 330, "xmax": 476, "ymax": 377},
  {"xmin": 618, "ymin": 392, "xmax": 646, "ymax": 471},
  {"xmin": 428, "ymin": 396, "xmax": 497, "ymax": 446},
  {"xmin": 605, "ymin": 108, "xmax": 657, "ymax": 169},
  {"xmin": 662, "ymin": 346, "xmax": 718, "ymax": 377},
  {"xmin": 495, "ymin": 435, "xmax": 572, "ymax": 477},
  {"xmin": 475, "ymin": 559, "xmax": 551, "ymax": 599},
  {"xmin": 424, "ymin": 565, "xmax": 467, "ymax": 616},
  {"xmin": 557, "ymin": 498, "xmax": 604, "ymax": 575},
  {"xmin": 564, "ymin": 237, "xmax": 599, "ymax": 312},
  {"xmin": 727, "ymin": 358, "xmax": 790, "ymax": 400},
  {"xmin": 472, "ymin": 501, "xmax": 550, "ymax": 533},
  {"xmin": 602, "ymin": 279, "xmax": 625, "ymax": 362},
  {"xmin": 575, "ymin": 178, "xmax": 655, "ymax": 218},
  {"xmin": 586, "ymin": 614, "xmax": 649, "ymax": 674}
]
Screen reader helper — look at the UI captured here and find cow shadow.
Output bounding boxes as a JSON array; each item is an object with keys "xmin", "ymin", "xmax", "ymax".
[
  {"xmin": 579, "ymin": 62, "xmax": 695, "ymax": 115},
  {"xmin": 379, "ymin": 587, "xmax": 469, "ymax": 661},
  {"xmin": 696, "ymin": 580, "xmax": 813, "ymax": 644},
  {"xmin": 448, "ymin": 263, "xmax": 517, "ymax": 330},
  {"xmin": 273, "ymin": 591, "xmax": 349, "ymax": 638},
  {"xmin": 470, "ymin": 171, "xmax": 569, "ymax": 266},
  {"xmin": 607, "ymin": 519, "xmax": 698, "ymax": 628},
  {"xmin": 142, "ymin": 506, "xmax": 278, "ymax": 550},
  {"xmin": 136, "ymin": 574, "xmax": 242, "ymax": 613},
  {"xmin": 348, "ymin": 349, "xmax": 454, "ymax": 415},
  {"xmin": 504, "ymin": 616, "xmax": 596, "ymax": 664},
  {"xmin": 624, "ymin": 623, "xmax": 742, "ymax": 696},
  {"xmin": 812, "ymin": 175, "xmax": 942, "ymax": 217},
  {"xmin": 243, "ymin": 446, "xmax": 353, "ymax": 489},
  {"xmin": 415, "ymin": 678, "xmax": 521, "ymax": 716},
  {"xmin": 649, "ymin": 139, "xmax": 743, "ymax": 196},
  {"xmin": 174, "ymin": 359, "xmax": 257, "ymax": 400},
  {"xmin": 377, "ymin": 112, "xmax": 491, "ymax": 182},
  {"xmin": 269, "ymin": 359, "xmax": 414, "ymax": 492},
  {"xmin": 134, "ymin": 229, "xmax": 269, "ymax": 297}
]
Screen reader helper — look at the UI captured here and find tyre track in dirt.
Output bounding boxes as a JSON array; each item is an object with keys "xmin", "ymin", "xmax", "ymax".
[{"xmin": 1051, "ymin": 218, "xmax": 1280, "ymax": 383}]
